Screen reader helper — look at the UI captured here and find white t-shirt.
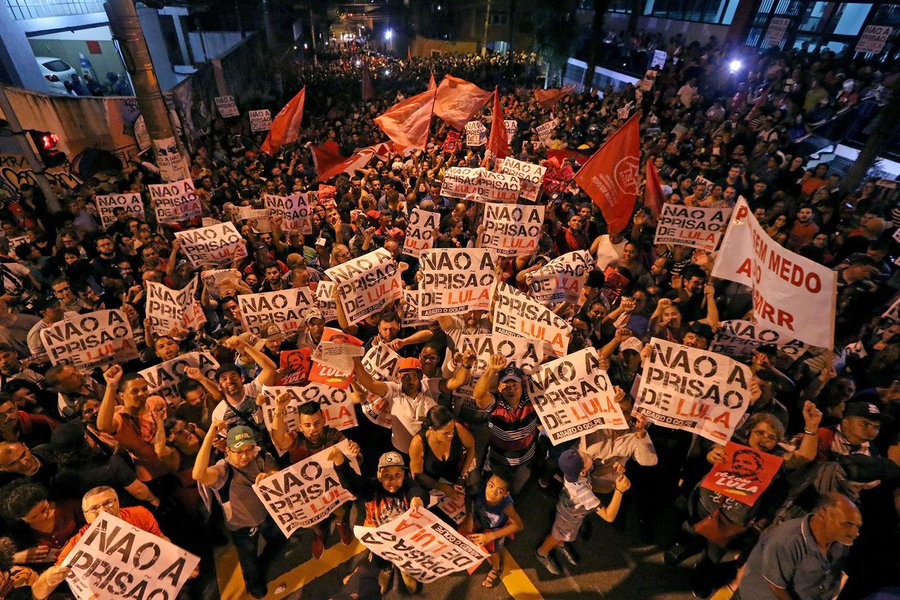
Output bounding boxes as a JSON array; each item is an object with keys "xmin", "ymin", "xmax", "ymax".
[
  {"xmin": 594, "ymin": 235, "xmax": 626, "ymax": 271},
  {"xmin": 383, "ymin": 381, "xmax": 437, "ymax": 454},
  {"xmin": 211, "ymin": 377, "xmax": 264, "ymax": 426}
]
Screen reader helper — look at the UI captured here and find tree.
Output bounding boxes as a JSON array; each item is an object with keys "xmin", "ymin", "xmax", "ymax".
[
  {"xmin": 838, "ymin": 79, "xmax": 900, "ymax": 196},
  {"xmin": 582, "ymin": 0, "xmax": 611, "ymax": 89},
  {"xmin": 532, "ymin": 0, "xmax": 580, "ymax": 86}
]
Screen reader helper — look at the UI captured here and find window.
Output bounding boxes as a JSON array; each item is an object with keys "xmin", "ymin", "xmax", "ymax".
[
  {"xmin": 488, "ymin": 11, "xmax": 509, "ymax": 26},
  {"xmin": 646, "ymin": 0, "xmax": 741, "ymax": 25},
  {"xmin": 6, "ymin": 0, "xmax": 104, "ymax": 20},
  {"xmin": 40, "ymin": 59, "xmax": 72, "ymax": 72}
]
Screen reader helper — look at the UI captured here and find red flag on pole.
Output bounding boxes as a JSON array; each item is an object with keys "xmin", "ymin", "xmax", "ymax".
[
  {"xmin": 644, "ymin": 160, "xmax": 665, "ymax": 220},
  {"xmin": 533, "ymin": 84, "xmax": 575, "ymax": 108},
  {"xmin": 310, "ymin": 143, "xmax": 375, "ymax": 182},
  {"xmin": 374, "ymin": 89, "xmax": 437, "ymax": 150},
  {"xmin": 433, "ymin": 75, "xmax": 492, "ymax": 130},
  {"xmin": 486, "ymin": 87, "xmax": 509, "ymax": 159},
  {"xmin": 574, "ymin": 113, "xmax": 641, "ymax": 235},
  {"xmin": 428, "ymin": 72, "xmax": 437, "ymax": 91},
  {"xmin": 408, "ymin": 46, "xmax": 412, "ymax": 62},
  {"xmin": 261, "ymin": 87, "xmax": 305, "ymax": 155}
]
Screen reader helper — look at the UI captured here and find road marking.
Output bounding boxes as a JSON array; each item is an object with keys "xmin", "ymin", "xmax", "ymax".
[
  {"xmin": 215, "ymin": 541, "xmax": 365, "ymax": 599},
  {"xmin": 501, "ymin": 548, "xmax": 545, "ymax": 600}
]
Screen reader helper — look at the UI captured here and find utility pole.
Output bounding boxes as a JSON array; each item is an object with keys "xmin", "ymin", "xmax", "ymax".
[
  {"xmin": 105, "ymin": 0, "xmax": 189, "ymax": 182},
  {"xmin": 0, "ymin": 86, "xmax": 60, "ymax": 212},
  {"xmin": 482, "ymin": 0, "xmax": 492, "ymax": 56},
  {"xmin": 263, "ymin": 0, "xmax": 275, "ymax": 50}
]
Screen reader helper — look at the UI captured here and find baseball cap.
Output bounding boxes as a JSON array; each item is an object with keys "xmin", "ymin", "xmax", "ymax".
[
  {"xmin": 366, "ymin": 210, "xmax": 381, "ymax": 221},
  {"xmin": 558, "ymin": 449, "xmax": 585, "ymax": 483},
  {"xmin": 687, "ymin": 322, "xmax": 714, "ymax": 341},
  {"xmin": 377, "ymin": 451, "xmax": 406, "ymax": 471},
  {"xmin": 844, "ymin": 402, "xmax": 894, "ymax": 425},
  {"xmin": 261, "ymin": 323, "xmax": 282, "ymax": 341},
  {"xmin": 498, "ymin": 365, "xmax": 524, "ymax": 383},
  {"xmin": 214, "ymin": 363, "xmax": 243, "ymax": 381},
  {"xmin": 303, "ymin": 307, "xmax": 324, "ymax": 323},
  {"xmin": 396, "ymin": 357, "xmax": 423, "ymax": 373},
  {"xmin": 619, "ymin": 337, "xmax": 644, "ymax": 354},
  {"xmin": 226, "ymin": 426, "xmax": 257, "ymax": 451}
]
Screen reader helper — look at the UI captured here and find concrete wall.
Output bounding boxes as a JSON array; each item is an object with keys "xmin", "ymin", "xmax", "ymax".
[
  {"xmin": 28, "ymin": 39, "xmax": 125, "ymax": 86},
  {"xmin": 187, "ymin": 31, "xmax": 244, "ymax": 62},
  {"xmin": 411, "ymin": 36, "xmax": 478, "ymax": 57}
]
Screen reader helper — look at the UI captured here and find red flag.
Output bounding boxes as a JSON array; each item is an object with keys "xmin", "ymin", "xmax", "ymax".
[
  {"xmin": 533, "ymin": 84, "xmax": 575, "ymax": 108},
  {"xmin": 310, "ymin": 144, "xmax": 375, "ymax": 182},
  {"xmin": 428, "ymin": 72, "xmax": 437, "ymax": 91},
  {"xmin": 546, "ymin": 149, "xmax": 590, "ymax": 166},
  {"xmin": 574, "ymin": 113, "xmax": 641, "ymax": 235},
  {"xmin": 361, "ymin": 69, "xmax": 373, "ymax": 101},
  {"xmin": 374, "ymin": 89, "xmax": 436, "ymax": 150},
  {"xmin": 260, "ymin": 87, "xmax": 305, "ymax": 155},
  {"xmin": 433, "ymin": 75, "xmax": 491, "ymax": 130},
  {"xmin": 644, "ymin": 160, "xmax": 665, "ymax": 220},
  {"xmin": 408, "ymin": 47, "xmax": 412, "ymax": 62},
  {"xmin": 486, "ymin": 87, "xmax": 509, "ymax": 159}
]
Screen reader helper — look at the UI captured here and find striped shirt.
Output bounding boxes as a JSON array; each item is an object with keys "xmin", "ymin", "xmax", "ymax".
[{"xmin": 486, "ymin": 393, "xmax": 538, "ymax": 467}]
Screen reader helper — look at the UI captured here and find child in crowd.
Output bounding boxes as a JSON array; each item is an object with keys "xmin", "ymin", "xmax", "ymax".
[{"xmin": 462, "ymin": 469, "xmax": 524, "ymax": 588}]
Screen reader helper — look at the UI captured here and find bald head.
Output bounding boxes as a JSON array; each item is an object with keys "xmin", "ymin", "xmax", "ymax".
[{"xmin": 812, "ymin": 493, "xmax": 862, "ymax": 547}]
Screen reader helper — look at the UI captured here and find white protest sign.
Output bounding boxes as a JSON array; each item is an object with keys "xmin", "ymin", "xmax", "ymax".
[
  {"xmin": 535, "ymin": 119, "xmax": 558, "ymax": 145},
  {"xmin": 429, "ymin": 484, "xmax": 467, "ymax": 525},
  {"xmin": 465, "ymin": 121, "xmax": 486, "ymax": 146},
  {"xmin": 710, "ymin": 320, "xmax": 810, "ymax": 365},
  {"xmin": 651, "ymin": 50, "xmax": 668, "ymax": 68},
  {"xmin": 175, "ymin": 221, "xmax": 248, "ymax": 269},
  {"xmin": 440, "ymin": 167, "xmax": 482, "ymax": 199},
  {"xmin": 475, "ymin": 170, "xmax": 520, "ymax": 203},
  {"xmin": 62, "ymin": 512, "xmax": 199, "ymax": 600},
  {"xmin": 634, "ymin": 338, "xmax": 751, "ymax": 444},
  {"xmin": 253, "ymin": 440, "xmax": 359, "ymax": 537},
  {"xmin": 325, "ymin": 248, "xmax": 402, "ymax": 324},
  {"xmin": 856, "ymin": 25, "xmax": 892, "ymax": 54},
  {"xmin": 214, "ymin": 95, "xmax": 239, "ymax": 117},
  {"xmin": 492, "ymin": 283, "xmax": 572, "ymax": 357},
  {"xmin": 149, "ymin": 178, "xmax": 202, "ymax": 224},
  {"xmin": 499, "ymin": 156, "xmax": 547, "ymax": 201},
  {"xmin": 528, "ymin": 347, "xmax": 628, "ymax": 444},
  {"xmin": 248, "ymin": 109, "xmax": 272, "ymax": 131},
  {"xmin": 403, "ymin": 207, "xmax": 441, "ymax": 258},
  {"xmin": 153, "ymin": 136, "xmax": 189, "ymax": 182},
  {"xmin": 95, "ymin": 192, "xmax": 144, "ymax": 229},
  {"xmin": 265, "ymin": 193, "xmax": 310, "ymax": 233},
  {"xmin": 139, "ymin": 351, "xmax": 220, "ymax": 397},
  {"xmin": 360, "ymin": 344, "xmax": 401, "ymax": 428},
  {"xmin": 401, "ymin": 289, "xmax": 430, "ymax": 328},
  {"xmin": 238, "ymin": 288, "xmax": 314, "ymax": 336},
  {"xmin": 479, "ymin": 203, "xmax": 544, "ymax": 256},
  {"xmin": 355, "ymin": 508, "xmax": 487, "ymax": 583},
  {"xmin": 315, "ymin": 281, "xmax": 338, "ymax": 322},
  {"xmin": 529, "ymin": 250, "xmax": 593, "ymax": 305},
  {"xmin": 419, "ymin": 248, "xmax": 496, "ymax": 317},
  {"xmin": 312, "ymin": 340, "xmax": 365, "ymax": 375},
  {"xmin": 712, "ymin": 198, "xmax": 836, "ymax": 349},
  {"xmin": 235, "ymin": 206, "xmax": 273, "ymax": 232},
  {"xmin": 653, "ymin": 204, "xmax": 733, "ymax": 252},
  {"xmin": 146, "ymin": 277, "xmax": 205, "ymax": 335},
  {"xmin": 41, "ymin": 309, "xmax": 138, "ymax": 368},
  {"xmin": 258, "ymin": 385, "xmax": 358, "ymax": 448},
  {"xmin": 200, "ymin": 268, "xmax": 243, "ymax": 296},
  {"xmin": 765, "ymin": 17, "xmax": 790, "ymax": 45},
  {"xmin": 504, "ymin": 119, "xmax": 518, "ymax": 143}
]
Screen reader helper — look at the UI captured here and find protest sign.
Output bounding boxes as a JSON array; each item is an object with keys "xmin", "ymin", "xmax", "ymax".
[
  {"xmin": 651, "ymin": 50, "xmax": 668, "ymax": 68},
  {"xmin": 639, "ymin": 72, "xmax": 656, "ymax": 92},
  {"xmin": 401, "ymin": 289, "xmax": 430, "ymax": 328},
  {"xmin": 238, "ymin": 288, "xmax": 314, "ymax": 336},
  {"xmin": 315, "ymin": 281, "xmax": 338, "ymax": 322},
  {"xmin": 492, "ymin": 284, "xmax": 572, "ymax": 357},
  {"xmin": 360, "ymin": 343, "xmax": 401, "ymax": 428},
  {"xmin": 199, "ymin": 268, "xmax": 243, "ymax": 296},
  {"xmin": 499, "ymin": 156, "xmax": 547, "ymax": 201},
  {"xmin": 175, "ymin": 221, "xmax": 248, "ymax": 269},
  {"xmin": 308, "ymin": 328, "xmax": 363, "ymax": 389},
  {"xmin": 429, "ymin": 485, "xmax": 467, "ymax": 525},
  {"xmin": 710, "ymin": 320, "xmax": 810, "ymax": 366},
  {"xmin": 764, "ymin": 17, "xmax": 790, "ymax": 45},
  {"xmin": 312, "ymin": 340, "xmax": 365, "ymax": 375},
  {"xmin": 146, "ymin": 278, "xmax": 205, "ymax": 335},
  {"xmin": 149, "ymin": 178, "xmax": 202, "ymax": 224},
  {"xmin": 712, "ymin": 198, "xmax": 836, "ymax": 348},
  {"xmin": 403, "ymin": 207, "xmax": 441, "ymax": 258},
  {"xmin": 95, "ymin": 192, "xmax": 144, "ymax": 229},
  {"xmin": 442, "ymin": 130, "xmax": 461, "ymax": 153},
  {"xmin": 264, "ymin": 192, "xmax": 311, "ymax": 233},
  {"xmin": 476, "ymin": 170, "xmax": 520, "ymax": 203},
  {"xmin": 258, "ymin": 384, "xmax": 358, "ymax": 446},
  {"xmin": 535, "ymin": 119, "xmax": 558, "ymax": 145},
  {"xmin": 653, "ymin": 204, "xmax": 733, "ymax": 252},
  {"xmin": 419, "ymin": 248, "xmax": 496, "ymax": 317},
  {"xmin": 465, "ymin": 121, "xmax": 486, "ymax": 146},
  {"xmin": 248, "ymin": 109, "xmax": 272, "ymax": 131},
  {"xmin": 214, "ymin": 95, "xmax": 239, "ymax": 117},
  {"xmin": 883, "ymin": 295, "xmax": 900, "ymax": 325},
  {"xmin": 235, "ymin": 206, "xmax": 273, "ymax": 232},
  {"xmin": 325, "ymin": 248, "xmax": 401, "ymax": 324},
  {"xmin": 700, "ymin": 442, "xmax": 783, "ymax": 506},
  {"xmin": 504, "ymin": 119, "xmax": 518, "ymax": 142},
  {"xmin": 528, "ymin": 347, "xmax": 628, "ymax": 444},
  {"xmin": 440, "ymin": 167, "xmax": 481, "ymax": 199},
  {"xmin": 354, "ymin": 508, "xmax": 487, "ymax": 583},
  {"xmin": 139, "ymin": 352, "xmax": 219, "ymax": 397},
  {"xmin": 529, "ymin": 250, "xmax": 593, "ymax": 304},
  {"xmin": 41, "ymin": 309, "xmax": 138, "ymax": 368},
  {"xmin": 855, "ymin": 25, "xmax": 892, "ymax": 54},
  {"xmin": 61, "ymin": 512, "xmax": 199, "ymax": 600},
  {"xmin": 634, "ymin": 338, "xmax": 751, "ymax": 444},
  {"xmin": 478, "ymin": 203, "xmax": 544, "ymax": 256},
  {"xmin": 278, "ymin": 349, "xmax": 311, "ymax": 386},
  {"xmin": 254, "ymin": 441, "xmax": 359, "ymax": 537}
]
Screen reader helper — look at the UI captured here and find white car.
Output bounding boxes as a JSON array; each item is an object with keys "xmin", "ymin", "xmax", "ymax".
[{"xmin": 35, "ymin": 56, "xmax": 78, "ymax": 92}]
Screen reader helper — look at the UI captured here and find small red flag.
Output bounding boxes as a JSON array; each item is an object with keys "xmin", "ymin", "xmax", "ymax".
[
  {"xmin": 374, "ymin": 89, "xmax": 436, "ymax": 150},
  {"xmin": 644, "ymin": 159, "xmax": 665, "ymax": 220},
  {"xmin": 261, "ymin": 87, "xmax": 305, "ymax": 155},
  {"xmin": 486, "ymin": 87, "xmax": 509, "ymax": 159},
  {"xmin": 574, "ymin": 113, "xmax": 641, "ymax": 235},
  {"xmin": 533, "ymin": 84, "xmax": 575, "ymax": 108}
]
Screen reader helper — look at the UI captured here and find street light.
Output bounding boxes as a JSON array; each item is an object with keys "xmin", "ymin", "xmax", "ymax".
[
  {"xmin": 384, "ymin": 29, "xmax": 393, "ymax": 41},
  {"xmin": 728, "ymin": 59, "xmax": 743, "ymax": 74}
]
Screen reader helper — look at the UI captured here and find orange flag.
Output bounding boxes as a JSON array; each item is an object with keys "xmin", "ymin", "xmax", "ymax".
[
  {"xmin": 428, "ymin": 72, "xmax": 437, "ymax": 91},
  {"xmin": 374, "ymin": 89, "xmax": 436, "ymax": 150},
  {"xmin": 534, "ymin": 84, "xmax": 574, "ymax": 108},
  {"xmin": 574, "ymin": 113, "xmax": 641, "ymax": 235},
  {"xmin": 486, "ymin": 87, "xmax": 509, "ymax": 159},
  {"xmin": 644, "ymin": 159, "xmax": 665, "ymax": 220},
  {"xmin": 310, "ymin": 143, "xmax": 375, "ymax": 182},
  {"xmin": 433, "ymin": 75, "xmax": 492, "ymax": 130},
  {"xmin": 260, "ymin": 87, "xmax": 305, "ymax": 155}
]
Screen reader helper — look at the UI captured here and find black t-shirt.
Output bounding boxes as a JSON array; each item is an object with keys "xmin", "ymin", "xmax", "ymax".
[{"xmin": 53, "ymin": 455, "xmax": 138, "ymax": 497}]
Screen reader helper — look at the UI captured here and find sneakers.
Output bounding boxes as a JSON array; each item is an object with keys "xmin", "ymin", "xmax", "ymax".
[
  {"xmin": 336, "ymin": 521, "xmax": 353, "ymax": 545},
  {"xmin": 246, "ymin": 581, "xmax": 267, "ymax": 598},
  {"xmin": 556, "ymin": 544, "xmax": 579, "ymax": 566},
  {"xmin": 534, "ymin": 549, "xmax": 560, "ymax": 575},
  {"xmin": 312, "ymin": 532, "xmax": 325, "ymax": 559}
]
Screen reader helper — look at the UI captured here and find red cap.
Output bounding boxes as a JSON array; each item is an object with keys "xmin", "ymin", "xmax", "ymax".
[
  {"xmin": 396, "ymin": 357, "xmax": 423, "ymax": 372},
  {"xmin": 366, "ymin": 210, "xmax": 381, "ymax": 220}
]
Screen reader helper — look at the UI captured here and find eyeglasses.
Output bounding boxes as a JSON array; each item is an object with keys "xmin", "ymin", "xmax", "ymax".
[
  {"xmin": 228, "ymin": 446, "xmax": 257, "ymax": 457},
  {"xmin": 84, "ymin": 499, "xmax": 118, "ymax": 515}
]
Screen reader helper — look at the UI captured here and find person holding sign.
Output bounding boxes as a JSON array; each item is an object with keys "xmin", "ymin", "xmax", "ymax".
[{"xmin": 268, "ymin": 394, "xmax": 361, "ymax": 558}]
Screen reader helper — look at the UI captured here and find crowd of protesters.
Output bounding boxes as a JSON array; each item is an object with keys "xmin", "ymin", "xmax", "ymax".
[{"xmin": 0, "ymin": 33, "xmax": 897, "ymax": 600}]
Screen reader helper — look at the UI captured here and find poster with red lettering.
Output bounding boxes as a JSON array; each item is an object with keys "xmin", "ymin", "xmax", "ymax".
[
  {"xmin": 308, "ymin": 328, "xmax": 363, "ymax": 389},
  {"xmin": 700, "ymin": 442, "xmax": 783, "ymax": 506}
]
